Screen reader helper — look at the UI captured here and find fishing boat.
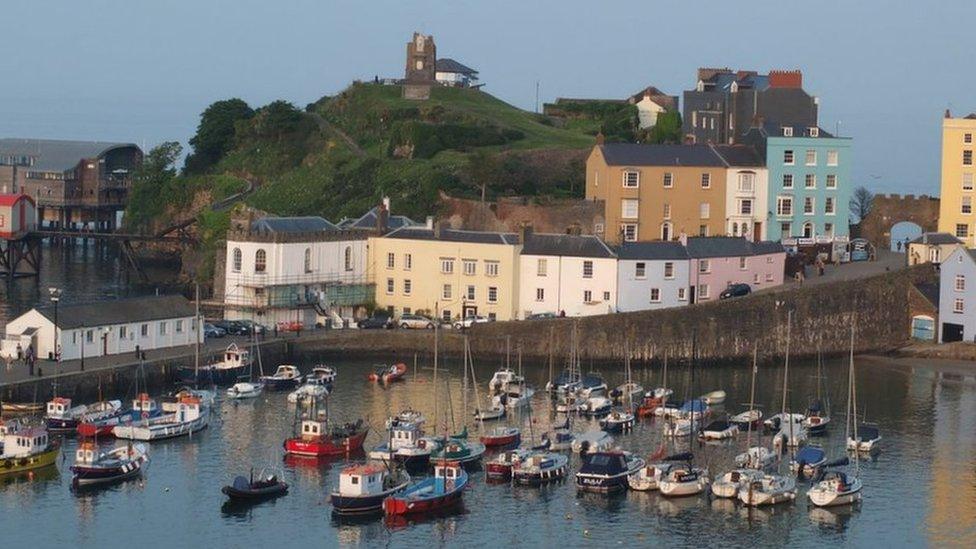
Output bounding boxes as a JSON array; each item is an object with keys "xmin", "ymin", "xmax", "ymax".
[
  {"xmin": 44, "ymin": 397, "xmax": 89, "ymax": 432},
  {"xmin": 284, "ymin": 394, "xmax": 368, "ymax": 457},
  {"xmin": 699, "ymin": 419, "xmax": 739, "ymax": 441},
  {"xmin": 730, "ymin": 408, "xmax": 763, "ymax": 430},
  {"xmin": 711, "ymin": 468, "xmax": 764, "ymax": 499},
  {"xmin": 78, "ymin": 394, "xmax": 162, "ymax": 438},
  {"xmin": 177, "ymin": 343, "xmax": 250, "ymax": 386},
  {"xmin": 599, "ymin": 409, "xmax": 635, "ymax": 433},
  {"xmin": 367, "ymin": 362, "xmax": 407, "ymax": 383},
  {"xmin": 383, "ymin": 460, "xmax": 468, "ymax": 516},
  {"xmin": 70, "ymin": 440, "xmax": 149, "ymax": 488},
  {"xmin": 472, "ymin": 395, "xmax": 506, "ymax": 421},
  {"xmin": 479, "ymin": 426, "xmax": 520, "ymax": 448},
  {"xmin": 485, "ymin": 448, "xmax": 531, "ymax": 481},
  {"xmin": 331, "ymin": 463, "xmax": 410, "ymax": 516},
  {"xmin": 227, "ymin": 381, "xmax": 264, "ymax": 400},
  {"xmin": 430, "ymin": 436, "xmax": 486, "ymax": 467},
  {"xmin": 575, "ymin": 450, "xmax": 645, "ymax": 494},
  {"xmin": 512, "ymin": 451, "xmax": 569, "ymax": 485},
  {"xmin": 579, "ymin": 396, "xmax": 612, "ymax": 417},
  {"xmin": 807, "ymin": 464, "xmax": 863, "ymax": 507},
  {"xmin": 113, "ymin": 394, "xmax": 209, "ymax": 441},
  {"xmin": 260, "ymin": 364, "xmax": 303, "ymax": 391},
  {"xmin": 658, "ymin": 456, "xmax": 710, "ymax": 497},
  {"xmin": 222, "ymin": 468, "xmax": 288, "ymax": 500},
  {"xmin": 369, "ymin": 421, "xmax": 433, "ymax": 471},
  {"xmin": 790, "ymin": 446, "xmax": 827, "ymax": 479},
  {"xmin": 571, "ymin": 430, "xmax": 613, "ymax": 455},
  {"xmin": 306, "ymin": 365, "xmax": 337, "ymax": 387},
  {"xmin": 387, "ymin": 409, "xmax": 425, "ymax": 429},
  {"xmin": 700, "ymin": 390, "xmax": 727, "ymax": 405},
  {"xmin": 161, "ymin": 386, "xmax": 216, "ymax": 412},
  {"xmin": 0, "ymin": 426, "xmax": 59, "ymax": 477},
  {"xmin": 737, "ymin": 474, "xmax": 797, "ymax": 506}
]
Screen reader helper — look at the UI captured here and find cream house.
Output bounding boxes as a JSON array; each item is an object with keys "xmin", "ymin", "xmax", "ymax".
[
  {"xmin": 368, "ymin": 225, "xmax": 521, "ymax": 322},
  {"xmin": 518, "ymin": 230, "xmax": 617, "ymax": 318},
  {"xmin": 907, "ymin": 232, "xmax": 963, "ymax": 266}
]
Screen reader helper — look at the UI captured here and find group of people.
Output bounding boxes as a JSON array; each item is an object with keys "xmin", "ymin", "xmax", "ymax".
[{"xmin": 4, "ymin": 343, "xmax": 37, "ymax": 375}]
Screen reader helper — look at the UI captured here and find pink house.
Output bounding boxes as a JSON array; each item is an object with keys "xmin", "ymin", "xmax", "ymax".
[{"xmin": 683, "ymin": 236, "xmax": 785, "ymax": 303}]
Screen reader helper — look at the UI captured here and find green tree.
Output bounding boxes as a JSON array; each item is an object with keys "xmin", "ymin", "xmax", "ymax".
[
  {"xmin": 464, "ymin": 150, "xmax": 502, "ymax": 201},
  {"xmin": 255, "ymin": 100, "xmax": 305, "ymax": 141},
  {"xmin": 643, "ymin": 111, "xmax": 683, "ymax": 144},
  {"xmin": 125, "ymin": 142, "xmax": 183, "ymax": 230},
  {"xmin": 184, "ymin": 98, "xmax": 253, "ymax": 174}
]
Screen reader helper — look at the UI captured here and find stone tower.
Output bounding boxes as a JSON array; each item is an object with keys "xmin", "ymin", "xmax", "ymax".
[{"xmin": 403, "ymin": 32, "xmax": 436, "ymax": 100}]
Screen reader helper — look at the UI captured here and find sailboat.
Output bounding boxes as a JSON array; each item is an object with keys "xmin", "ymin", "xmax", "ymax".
[
  {"xmin": 227, "ymin": 328, "xmax": 265, "ymax": 400},
  {"xmin": 546, "ymin": 323, "xmax": 582, "ymax": 395},
  {"xmin": 428, "ymin": 328, "xmax": 485, "ymax": 468},
  {"xmin": 600, "ymin": 341, "xmax": 636, "ymax": 433},
  {"xmin": 771, "ymin": 311, "xmax": 807, "ymax": 452},
  {"xmin": 734, "ymin": 346, "xmax": 776, "ymax": 469},
  {"xmin": 610, "ymin": 343, "xmax": 644, "ymax": 404},
  {"xmin": 845, "ymin": 343, "xmax": 882, "ymax": 453},
  {"xmin": 803, "ymin": 348, "xmax": 831, "ymax": 435},
  {"xmin": 637, "ymin": 352, "xmax": 672, "ymax": 417}
]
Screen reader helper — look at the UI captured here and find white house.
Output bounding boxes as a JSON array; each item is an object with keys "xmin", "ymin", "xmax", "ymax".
[
  {"xmin": 435, "ymin": 58, "xmax": 479, "ymax": 88},
  {"xmin": 627, "ymin": 86, "xmax": 678, "ymax": 130},
  {"xmin": 518, "ymin": 230, "xmax": 617, "ymax": 318},
  {"xmin": 938, "ymin": 247, "xmax": 976, "ymax": 343},
  {"xmin": 1, "ymin": 295, "xmax": 198, "ymax": 361},
  {"xmin": 616, "ymin": 242, "xmax": 691, "ymax": 312},
  {"xmin": 714, "ymin": 145, "xmax": 769, "ymax": 241}
]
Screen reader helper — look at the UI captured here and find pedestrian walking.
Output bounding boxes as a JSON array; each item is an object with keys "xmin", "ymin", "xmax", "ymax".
[{"xmin": 26, "ymin": 345, "xmax": 35, "ymax": 376}]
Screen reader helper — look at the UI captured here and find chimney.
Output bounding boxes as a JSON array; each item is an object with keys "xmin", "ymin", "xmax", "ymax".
[
  {"xmin": 768, "ymin": 69, "xmax": 803, "ymax": 89},
  {"xmin": 945, "ymin": 109, "xmax": 952, "ymax": 119},
  {"xmin": 595, "ymin": 132, "xmax": 605, "ymax": 145},
  {"xmin": 678, "ymin": 231, "xmax": 688, "ymax": 246},
  {"xmin": 520, "ymin": 224, "xmax": 533, "ymax": 245},
  {"xmin": 376, "ymin": 200, "xmax": 390, "ymax": 234},
  {"xmin": 425, "ymin": 216, "xmax": 434, "ymax": 230}
]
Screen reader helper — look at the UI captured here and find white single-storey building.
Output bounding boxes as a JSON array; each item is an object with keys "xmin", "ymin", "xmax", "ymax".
[
  {"xmin": 518, "ymin": 230, "xmax": 617, "ymax": 318},
  {"xmin": 1, "ymin": 295, "xmax": 198, "ymax": 361}
]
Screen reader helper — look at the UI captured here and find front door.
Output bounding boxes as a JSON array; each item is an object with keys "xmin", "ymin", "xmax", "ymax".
[
  {"xmin": 753, "ymin": 222, "xmax": 762, "ymax": 242},
  {"xmin": 463, "ymin": 305, "xmax": 477, "ymax": 318}
]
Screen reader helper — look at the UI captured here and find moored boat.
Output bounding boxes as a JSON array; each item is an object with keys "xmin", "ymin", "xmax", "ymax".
[
  {"xmin": 78, "ymin": 394, "xmax": 161, "ymax": 438},
  {"xmin": 284, "ymin": 416, "xmax": 369, "ymax": 457},
  {"xmin": 485, "ymin": 448, "xmax": 530, "ymax": 481},
  {"xmin": 571, "ymin": 430, "xmax": 613, "ymax": 455},
  {"xmin": 699, "ymin": 419, "xmax": 739, "ymax": 441},
  {"xmin": 847, "ymin": 424, "xmax": 881, "ymax": 454},
  {"xmin": 369, "ymin": 420, "xmax": 433, "ymax": 472},
  {"xmin": 383, "ymin": 460, "xmax": 467, "ymax": 516},
  {"xmin": 579, "ymin": 396, "xmax": 612, "ymax": 417},
  {"xmin": 1, "ymin": 402, "xmax": 44, "ymax": 415},
  {"xmin": 737, "ymin": 474, "xmax": 797, "ymax": 506},
  {"xmin": 730, "ymin": 408, "xmax": 763, "ymax": 430},
  {"xmin": 368, "ymin": 362, "xmax": 407, "ymax": 383},
  {"xmin": 226, "ymin": 381, "xmax": 264, "ymax": 400},
  {"xmin": 599, "ymin": 409, "xmax": 635, "ymax": 433},
  {"xmin": 578, "ymin": 373, "xmax": 608, "ymax": 399},
  {"xmin": 700, "ymin": 390, "xmax": 726, "ymax": 405},
  {"xmin": 488, "ymin": 367, "xmax": 524, "ymax": 395},
  {"xmin": 790, "ymin": 446, "xmax": 827, "ymax": 479},
  {"xmin": 513, "ymin": 451, "xmax": 569, "ymax": 485},
  {"xmin": 575, "ymin": 450, "xmax": 644, "ymax": 494},
  {"xmin": 610, "ymin": 382, "xmax": 644, "ymax": 405},
  {"xmin": 473, "ymin": 395, "xmax": 506, "ymax": 421},
  {"xmin": 711, "ymin": 468, "xmax": 764, "ymax": 499},
  {"xmin": 539, "ymin": 417, "xmax": 575, "ymax": 451},
  {"xmin": 177, "ymin": 343, "xmax": 250, "ymax": 386},
  {"xmin": 222, "ymin": 468, "xmax": 288, "ymax": 500},
  {"xmin": 259, "ymin": 365, "xmax": 303, "ymax": 391},
  {"xmin": 331, "ymin": 463, "xmax": 410, "ymax": 516},
  {"xmin": 628, "ymin": 451, "xmax": 691, "ymax": 491},
  {"xmin": 545, "ymin": 369, "xmax": 581, "ymax": 395},
  {"xmin": 44, "ymin": 397, "xmax": 88, "ymax": 432},
  {"xmin": 287, "ymin": 384, "xmax": 329, "ymax": 404},
  {"xmin": 70, "ymin": 440, "xmax": 149, "ymax": 488},
  {"xmin": 636, "ymin": 388, "xmax": 673, "ymax": 417},
  {"xmin": 306, "ymin": 365, "xmax": 337, "ymax": 387},
  {"xmin": 112, "ymin": 395, "xmax": 209, "ymax": 441},
  {"xmin": 430, "ymin": 436, "xmax": 486, "ymax": 467},
  {"xmin": 479, "ymin": 426, "xmax": 520, "ymax": 448},
  {"xmin": 0, "ymin": 425, "xmax": 59, "ymax": 476},
  {"xmin": 734, "ymin": 446, "xmax": 777, "ymax": 469},
  {"xmin": 658, "ymin": 459, "xmax": 710, "ymax": 498},
  {"xmin": 807, "ymin": 467, "xmax": 863, "ymax": 507}
]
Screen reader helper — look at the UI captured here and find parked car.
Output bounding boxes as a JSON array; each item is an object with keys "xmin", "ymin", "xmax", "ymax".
[
  {"xmin": 204, "ymin": 323, "xmax": 226, "ymax": 338},
  {"xmin": 214, "ymin": 320, "xmax": 249, "ymax": 336},
  {"xmin": 719, "ymin": 283, "xmax": 752, "ymax": 300},
  {"xmin": 358, "ymin": 314, "xmax": 393, "ymax": 330},
  {"xmin": 236, "ymin": 319, "xmax": 266, "ymax": 335},
  {"xmin": 525, "ymin": 312, "xmax": 557, "ymax": 321},
  {"xmin": 453, "ymin": 315, "xmax": 493, "ymax": 330},
  {"xmin": 277, "ymin": 321, "xmax": 304, "ymax": 333},
  {"xmin": 397, "ymin": 314, "xmax": 437, "ymax": 329}
]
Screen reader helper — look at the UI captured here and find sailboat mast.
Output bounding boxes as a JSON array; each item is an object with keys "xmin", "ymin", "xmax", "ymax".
[
  {"xmin": 468, "ymin": 341, "xmax": 485, "ymax": 435},
  {"xmin": 781, "ymin": 310, "xmax": 792, "ymax": 416},
  {"xmin": 547, "ymin": 326, "xmax": 554, "ymax": 389},
  {"xmin": 433, "ymin": 324, "xmax": 439, "ymax": 433},
  {"xmin": 747, "ymin": 344, "xmax": 757, "ymax": 448},
  {"xmin": 462, "ymin": 335, "xmax": 468, "ymax": 424},
  {"xmin": 194, "ymin": 282, "xmax": 201, "ymax": 380},
  {"xmin": 846, "ymin": 321, "xmax": 853, "ymax": 444},
  {"xmin": 506, "ymin": 335, "xmax": 511, "ymax": 371},
  {"xmin": 662, "ymin": 351, "xmax": 668, "ymax": 406}
]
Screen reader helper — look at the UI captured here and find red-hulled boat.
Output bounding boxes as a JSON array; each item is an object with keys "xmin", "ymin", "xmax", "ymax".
[
  {"xmin": 284, "ymin": 417, "xmax": 368, "ymax": 457},
  {"xmin": 479, "ymin": 426, "xmax": 520, "ymax": 448},
  {"xmin": 636, "ymin": 388, "xmax": 673, "ymax": 417},
  {"xmin": 368, "ymin": 362, "xmax": 407, "ymax": 383},
  {"xmin": 383, "ymin": 460, "xmax": 468, "ymax": 516},
  {"xmin": 485, "ymin": 448, "xmax": 530, "ymax": 481}
]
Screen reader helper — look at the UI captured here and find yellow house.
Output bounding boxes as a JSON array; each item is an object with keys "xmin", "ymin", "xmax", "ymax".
[
  {"xmin": 937, "ymin": 112, "xmax": 976, "ymax": 246},
  {"xmin": 586, "ymin": 142, "xmax": 729, "ymax": 244},
  {"xmin": 368, "ymin": 225, "xmax": 521, "ymax": 322}
]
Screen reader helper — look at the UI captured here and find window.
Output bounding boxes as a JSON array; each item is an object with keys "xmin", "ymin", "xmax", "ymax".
[
  {"xmin": 623, "ymin": 171, "xmax": 640, "ymax": 188},
  {"xmin": 699, "ymin": 224, "xmax": 709, "ymax": 237},
  {"xmin": 739, "ymin": 257, "xmax": 747, "ymax": 270},
  {"xmin": 536, "ymin": 288, "xmax": 545, "ymax": 302},
  {"xmin": 442, "ymin": 284, "xmax": 452, "ymax": 300},
  {"xmin": 784, "ymin": 150, "xmax": 794, "ymax": 165},
  {"xmin": 344, "ymin": 246, "xmax": 353, "ymax": 271},
  {"xmin": 582, "ymin": 261, "xmax": 594, "ymax": 278},
  {"xmin": 753, "ymin": 273, "xmax": 760, "ymax": 284},
  {"xmin": 782, "ymin": 126, "xmax": 793, "ymax": 137},
  {"xmin": 663, "ymin": 173, "xmax": 673, "ymax": 188},
  {"xmin": 254, "ymin": 249, "xmax": 266, "ymax": 273},
  {"xmin": 678, "ymin": 287, "xmax": 687, "ymax": 301},
  {"xmin": 159, "ymin": 322, "xmax": 168, "ymax": 336},
  {"xmin": 956, "ymin": 224, "xmax": 969, "ymax": 238},
  {"xmin": 802, "ymin": 222, "xmax": 814, "ymax": 238},
  {"xmin": 485, "ymin": 261, "xmax": 499, "ymax": 277},
  {"xmin": 386, "ymin": 278, "xmax": 394, "ymax": 294},
  {"xmin": 621, "ymin": 223, "xmax": 638, "ymax": 242},
  {"xmin": 140, "ymin": 324, "xmax": 148, "ymax": 337},
  {"xmin": 301, "ymin": 247, "xmax": 311, "ymax": 273},
  {"xmin": 782, "ymin": 174, "xmax": 794, "ymax": 189},
  {"xmin": 777, "ymin": 196, "xmax": 793, "ymax": 217},
  {"xmin": 956, "ymin": 275, "xmax": 966, "ymax": 291},
  {"xmin": 441, "ymin": 258, "xmax": 454, "ymax": 274},
  {"xmin": 621, "ymin": 199, "xmax": 639, "ymax": 219},
  {"xmin": 402, "ymin": 253, "xmax": 412, "ymax": 271},
  {"xmin": 403, "ymin": 279, "xmax": 412, "ymax": 295},
  {"xmin": 826, "ymin": 174, "xmax": 837, "ymax": 189},
  {"xmin": 738, "ymin": 172, "xmax": 755, "ymax": 192},
  {"xmin": 661, "ymin": 222, "xmax": 673, "ymax": 241},
  {"xmin": 663, "ymin": 203, "xmax": 671, "ymax": 219},
  {"xmin": 466, "ymin": 285, "xmax": 476, "ymax": 301},
  {"xmin": 664, "ymin": 262, "xmax": 674, "ymax": 279},
  {"xmin": 176, "ymin": 320, "xmax": 184, "ymax": 334},
  {"xmin": 965, "ymin": 151, "xmax": 973, "ymax": 166},
  {"xmin": 954, "ymin": 298, "xmax": 965, "ymax": 314},
  {"xmin": 827, "ymin": 150, "xmax": 839, "ymax": 166},
  {"xmin": 809, "ymin": 127, "xmax": 819, "ymax": 137},
  {"xmin": 701, "ymin": 173, "xmax": 711, "ymax": 188},
  {"xmin": 584, "ymin": 290, "xmax": 593, "ymax": 302},
  {"xmin": 824, "ymin": 223, "xmax": 834, "ymax": 237},
  {"xmin": 603, "ymin": 291, "xmax": 610, "ymax": 301},
  {"xmin": 825, "ymin": 197, "xmax": 835, "ymax": 215},
  {"xmin": 232, "ymin": 248, "xmax": 242, "ymax": 272},
  {"xmin": 739, "ymin": 199, "xmax": 753, "ymax": 215},
  {"xmin": 488, "ymin": 313, "xmax": 497, "ymax": 321},
  {"xmin": 966, "ymin": 133, "xmax": 973, "ymax": 144},
  {"xmin": 86, "ymin": 330, "xmax": 94, "ymax": 343},
  {"xmin": 386, "ymin": 252, "xmax": 395, "ymax": 269},
  {"xmin": 699, "ymin": 284, "xmax": 710, "ymax": 299},
  {"xmin": 442, "ymin": 310, "xmax": 452, "ymax": 322},
  {"xmin": 120, "ymin": 326, "xmax": 128, "ymax": 339},
  {"xmin": 805, "ymin": 174, "xmax": 816, "ymax": 189},
  {"xmin": 650, "ymin": 288, "xmax": 661, "ymax": 302},
  {"xmin": 765, "ymin": 272, "xmax": 774, "ymax": 282},
  {"xmin": 463, "ymin": 260, "xmax": 476, "ymax": 276},
  {"xmin": 635, "ymin": 262, "xmax": 646, "ymax": 279},
  {"xmin": 964, "ymin": 173, "xmax": 974, "ymax": 191},
  {"xmin": 781, "ymin": 222, "xmax": 792, "ymax": 238},
  {"xmin": 699, "ymin": 259, "xmax": 710, "ymax": 273},
  {"xmin": 700, "ymin": 202, "xmax": 710, "ymax": 219},
  {"xmin": 537, "ymin": 258, "xmax": 547, "ymax": 277},
  {"xmin": 964, "ymin": 196, "xmax": 973, "ymax": 215},
  {"xmin": 805, "ymin": 150, "xmax": 817, "ymax": 166}
]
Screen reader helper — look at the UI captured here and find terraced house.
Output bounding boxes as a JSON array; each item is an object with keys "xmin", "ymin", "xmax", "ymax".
[{"xmin": 936, "ymin": 111, "xmax": 976, "ymax": 247}]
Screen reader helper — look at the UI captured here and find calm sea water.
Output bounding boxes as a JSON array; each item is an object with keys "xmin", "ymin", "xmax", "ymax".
[{"xmin": 0, "ymin": 353, "xmax": 974, "ymax": 548}]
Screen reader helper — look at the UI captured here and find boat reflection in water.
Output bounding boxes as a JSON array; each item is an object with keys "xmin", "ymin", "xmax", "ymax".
[{"xmin": 808, "ymin": 504, "xmax": 860, "ymax": 532}]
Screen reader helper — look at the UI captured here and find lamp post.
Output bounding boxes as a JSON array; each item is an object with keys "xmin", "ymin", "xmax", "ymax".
[
  {"xmin": 49, "ymin": 287, "xmax": 62, "ymax": 373},
  {"xmin": 80, "ymin": 323, "xmax": 85, "ymax": 371}
]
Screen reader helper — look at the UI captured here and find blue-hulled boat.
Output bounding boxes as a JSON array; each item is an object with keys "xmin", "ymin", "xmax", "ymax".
[
  {"xmin": 383, "ymin": 460, "xmax": 468, "ymax": 516},
  {"xmin": 791, "ymin": 446, "xmax": 827, "ymax": 479},
  {"xmin": 331, "ymin": 463, "xmax": 410, "ymax": 516},
  {"xmin": 575, "ymin": 450, "xmax": 644, "ymax": 493}
]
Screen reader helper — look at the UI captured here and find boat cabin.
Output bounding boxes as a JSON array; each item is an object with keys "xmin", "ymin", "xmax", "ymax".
[
  {"xmin": 75, "ymin": 440, "xmax": 98, "ymax": 465},
  {"xmin": 433, "ymin": 461, "xmax": 463, "ymax": 488},
  {"xmin": 390, "ymin": 423, "xmax": 423, "ymax": 450},
  {"xmin": 46, "ymin": 397, "xmax": 73, "ymax": 419},
  {"xmin": 273, "ymin": 365, "xmax": 300, "ymax": 379},
  {"xmin": 0, "ymin": 417, "xmax": 23, "ymax": 436},
  {"xmin": 175, "ymin": 396, "xmax": 203, "ymax": 422},
  {"xmin": 219, "ymin": 344, "xmax": 250, "ymax": 368},
  {"xmin": 300, "ymin": 419, "xmax": 328, "ymax": 440},
  {"xmin": 132, "ymin": 393, "xmax": 158, "ymax": 415},
  {"xmin": 338, "ymin": 464, "xmax": 387, "ymax": 496},
  {"xmin": 2, "ymin": 428, "xmax": 48, "ymax": 458}
]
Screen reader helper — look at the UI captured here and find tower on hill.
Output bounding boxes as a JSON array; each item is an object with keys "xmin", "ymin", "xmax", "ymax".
[{"xmin": 403, "ymin": 32, "xmax": 436, "ymax": 100}]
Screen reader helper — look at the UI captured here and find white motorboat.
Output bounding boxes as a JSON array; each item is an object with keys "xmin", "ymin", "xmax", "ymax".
[
  {"xmin": 579, "ymin": 396, "xmax": 612, "ymax": 417},
  {"xmin": 699, "ymin": 419, "xmax": 739, "ymax": 440},
  {"xmin": 578, "ymin": 373, "xmax": 608, "ymax": 399},
  {"xmin": 259, "ymin": 364, "xmax": 303, "ymax": 391},
  {"xmin": 847, "ymin": 424, "xmax": 881, "ymax": 453},
  {"xmin": 730, "ymin": 409, "xmax": 763, "ymax": 430},
  {"xmin": 737, "ymin": 474, "xmax": 796, "ymax": 506},
  {"xmin": 488, "ymin": 367, "xmax": 524, "ymax": 395},
  {"xmin": 473, "ymin": 395, "xmax": 506, "ymax": 421},
  {"xmin": 628, "ymin": 462, "xmax": 672, "ymax": 491},
  {"xmin": 700, "ymin": 390, "xmax": 726, "ymax": 405},
  {"xmin": 503, "ymin": 386, "xmax": 535, "ymax": 409},
  {"xmin": 571, "ymin": 430, "xmax": 613, "ymax": 455},
  {"xmin": 555, "ymin": 392, "xmax": 584, "ymax": 413},
  {"xmin": 808, "ymin": 469, "xmax": 863, "ymax": 507},
  {"xmin": 305, "ymin": 365, "xmax": 337, "ymax": 387},
  {"xmin": 227, "ymin": 382, "xmax": 264, "ymax": 400},
  {"xmin": 664, "ymin": 418, "xmax": 693, "ymax": 438},
  {"xmin": 711, "ymin": 468, "xmax": 764, "ymax": 499},
  {"xmin": 113, "ymin": 395, "xmax": 209, "ymax": 441},
  {"xmin": 513, "ymin": 452, "xmax": 570, "ymax": 485},
  {"xmin": 287, "ymin": 384, "xmax": 329, "ymax": 404},
  {"xmin": 599, "ymin": 410, "xmax": 635, "ymax": 433},
  {"xmin": 772, "ymin": 416, "xmax": 808, "ymax": 451},
  {"xmin": 658, "ymin": 462, "xmax": 710, "ymax": 497},
  {"xmin": 763, "ymin": 412, "xmax": 806, "ymax": 433},
  {"xmin": 368, "ymin": 421, "xmax": 433, "ymax": 472},
  {"xmin": 734, "ymin": 446, "xmax": 777, "ymax": 469}
]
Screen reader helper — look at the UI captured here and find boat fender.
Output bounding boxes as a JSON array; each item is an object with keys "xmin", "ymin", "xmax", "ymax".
[{"xmin": 418, "ymin": 440, "xmax": 426, "ymax": 449}]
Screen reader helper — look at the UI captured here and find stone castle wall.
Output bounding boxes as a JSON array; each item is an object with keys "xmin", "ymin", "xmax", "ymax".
[{"xmin": 859, "ymin": 193, "xmax": 940, "ymax": 247}]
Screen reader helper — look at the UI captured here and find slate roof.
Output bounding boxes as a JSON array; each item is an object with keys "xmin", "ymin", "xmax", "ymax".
[
  {"xmin": 685, "ymin": 237, "xmax": 784, "ymax": 258},
  {"xmin": 751, "ymin": 241, "xmax": 787, "ymax": 255},
  {"xmin": 436, "ymin": 58, "xmax": 478, "ymax": 75},
  {"xmin": 913, "ymin": 281, "xmax": 940, "ymax": 309},
  {"xmin": 616, "ymin": 241, "xmax": 689, "ymax": 260},
  {"xmin": 384, "ymin": 227, "xmax": 518, "ymax": 245},
  {"xmin": 522, "ymin": 233, "xmax": 615, "ymax": 258},
  {"xmin": 33, "ymin": 295, "xmax": 194, "ymax": 330},
  {"xmin": 712, "ymin": 145, "xmax": 764, "ymax": 167},
  {"xmin": 909, "ymin": 232, "xmax": 962, "ymax": 245},
  {"xmin": 760, "ymin": 123, "xmax": 835, "ymax": 139},
  {"xmin": 0, "ymin": 138, "xmax": 140, "ymax": 173},
  {"xmin": 250, "ymin": 216, "xmax": 339, "ymax": 234},
  {"xmin": 598, "ymin": 144, "xmax": 726, "ymax": 167},
  {"xmin": 341, "ymin": 206, "xmax": 418, "ymax": 231}
]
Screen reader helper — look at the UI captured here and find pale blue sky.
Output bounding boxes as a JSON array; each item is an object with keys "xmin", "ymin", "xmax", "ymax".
[{"xmin": 2, "ymin": 0, "xmax": 973, "ymax": 196}]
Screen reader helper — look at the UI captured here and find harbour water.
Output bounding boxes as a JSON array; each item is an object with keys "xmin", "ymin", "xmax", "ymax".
[{"xmin": 1, "ymin": 352, "xmax": 974, "ymax": 548}]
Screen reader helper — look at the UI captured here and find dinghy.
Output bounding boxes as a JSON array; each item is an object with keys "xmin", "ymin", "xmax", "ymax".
[
  {"xmin": 368, "ymin": 362, "xmax": 407, "ymax": 383},
  {"xmin": 222, "ymin": 468, "xmax": 288, "ymax": 500},
  {"xmin": 226, "ymin": 381, "xmax": 263, "ymax": 400}
]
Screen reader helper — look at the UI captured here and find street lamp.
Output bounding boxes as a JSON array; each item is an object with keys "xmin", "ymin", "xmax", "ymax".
[{"xmin": 49, "ymin": 288, "xmax": 62, "ymax": 376}]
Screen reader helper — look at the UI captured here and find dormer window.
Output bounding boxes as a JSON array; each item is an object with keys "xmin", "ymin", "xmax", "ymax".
[
  {"xmin": 782, "ymin": 127, "xmax": 793, "ymax": 137},
  {"xmin": 809, "ymin": 127, "xmax": 819, "ymax": 137}
]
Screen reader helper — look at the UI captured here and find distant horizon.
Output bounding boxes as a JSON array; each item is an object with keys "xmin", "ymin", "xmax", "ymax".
[{"xmin": 2, "ymin": 0, "xmax": 974, "ymax": 198}]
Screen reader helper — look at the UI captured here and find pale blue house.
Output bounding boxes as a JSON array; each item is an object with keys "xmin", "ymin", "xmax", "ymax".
[{"xmin": 743, "ymin": 124, "xmax": 852, "ymax": 241}]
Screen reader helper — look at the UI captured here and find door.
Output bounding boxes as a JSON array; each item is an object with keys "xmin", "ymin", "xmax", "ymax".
[
  {"xmin": 753, "ymin": 222, "xmax": 762, "ymax": 242},
  {"xmin": 941, "ymin": 322, "xmax": 964, "ymax": 343},
  {"xmin": 463, "ymin": 305, "xmax": 477, "ymax": 318},
  {"xmin": 689, "ymin": 286, "xmax": 696, "ymax": 304},
  {"xmin": 102, "ymin": 333, "xmax": 109, "ymax": 355}
]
